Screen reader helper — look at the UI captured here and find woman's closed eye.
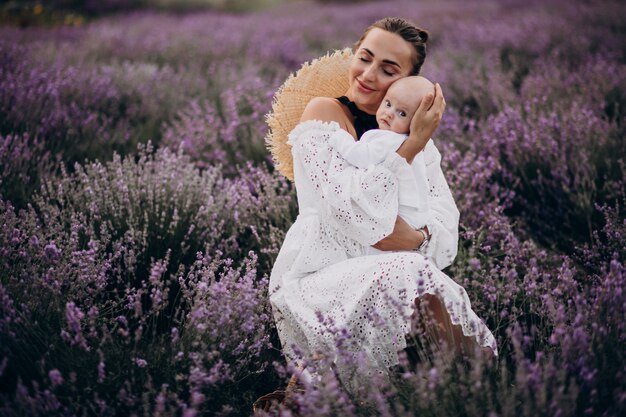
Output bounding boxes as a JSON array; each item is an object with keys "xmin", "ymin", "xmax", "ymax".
[{"xmin": 359, "ymin": 56, "xmax": 395, "ymax": 76}]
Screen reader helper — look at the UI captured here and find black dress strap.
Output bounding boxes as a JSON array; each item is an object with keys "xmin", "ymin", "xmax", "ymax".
[{"xmin": 336, "ymin": 96, "xmax": 378, "ymax": 140}]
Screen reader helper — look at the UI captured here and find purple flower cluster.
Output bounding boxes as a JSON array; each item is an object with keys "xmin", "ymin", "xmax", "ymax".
[
  {"xmin": 1, "ymin": 0, "xmax": 625, "ymax": 416},
  {"xmin": 0, "ymin": 145, "xmax": 294, "ymax": 415},
  {"xmin": 0, "ymin": 132, "xmax": 51, "ymax": 208},
  {"xmin": 0, "ymin": 41, "xmax": 125, "ymax": 152},
  {"xmin": 162, "ymin": 74, "xmax": 277, "ymax": 175}
]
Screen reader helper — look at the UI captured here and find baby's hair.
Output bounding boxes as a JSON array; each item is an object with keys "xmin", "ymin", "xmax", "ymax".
[{"xmin": 388, "ymin": 75, "xmax": 435, "ymax": 96}]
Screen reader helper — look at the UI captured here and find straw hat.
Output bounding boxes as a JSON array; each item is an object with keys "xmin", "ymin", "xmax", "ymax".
[{"xmin": 265, "ymin": 48, "xmax": 353, "ymax": 181}]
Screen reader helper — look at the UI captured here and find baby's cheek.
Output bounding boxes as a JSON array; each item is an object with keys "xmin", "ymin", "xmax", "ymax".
[{"xmin": 398, "ymin": 119, "xmax": 411, "ymax": 133}]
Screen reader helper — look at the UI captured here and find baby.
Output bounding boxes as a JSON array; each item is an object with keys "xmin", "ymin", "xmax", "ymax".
[{"xmin": 330, "ymin": 76, "xmax": 436, "ymax": 254}]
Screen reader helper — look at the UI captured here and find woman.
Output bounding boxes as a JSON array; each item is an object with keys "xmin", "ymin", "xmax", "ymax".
[{"xmin": 269, "ymin": 17, "xmax": 497, "ymax": 389}]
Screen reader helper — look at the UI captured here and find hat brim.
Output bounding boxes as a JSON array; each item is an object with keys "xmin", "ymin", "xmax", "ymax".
[{"xmin": 265, "ymin": 48, "xmax": 353, "ymax": 181}]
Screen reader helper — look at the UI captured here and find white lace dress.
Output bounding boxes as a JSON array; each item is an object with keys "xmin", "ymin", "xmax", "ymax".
[{"xmin": 269, "ymin": 120, "xmax": 497, "ymax": 386}]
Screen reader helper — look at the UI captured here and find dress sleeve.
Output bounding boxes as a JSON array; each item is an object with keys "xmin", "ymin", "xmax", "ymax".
[
  {"xmin": 328, "ymin": 130, "xmax": 398, "ymax": 169},
  {"xmin": 287, "ymin": 121, "xmax": 413, "ymax": 246},
  {"xmin": 418, "ymin": 140, "xmax": 460, "ymax": 269},
  {"xmin": 396, "ymin": 151, "xmax": 432, "ymax": 229}
]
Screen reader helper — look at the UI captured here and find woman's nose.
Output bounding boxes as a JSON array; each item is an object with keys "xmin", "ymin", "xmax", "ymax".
[{"xmin": 362, "ymin": 64, "xmax": 376, "ymax": 82}]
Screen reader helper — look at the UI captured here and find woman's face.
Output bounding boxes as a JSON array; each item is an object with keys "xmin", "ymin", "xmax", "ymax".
[{"xmin": 348, "ymin": 28, "xmax": 414, "ymax": 114}]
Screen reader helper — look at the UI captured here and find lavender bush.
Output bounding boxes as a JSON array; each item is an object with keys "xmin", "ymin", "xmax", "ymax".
[
  {"xmin": 0, "ymin": 41, "xmax": 130, "ymax": 159},
  {"xmin": 0, "ymin": 132, "xmax": 52, "ymax": 209},
  {"xmin": 162, "ymin": 73, "xmax": 275, "ymax": 174},
  {"xmin": 0, "ymin": 40, "xmax": 196, "ymax": 206},
  {"xmin": 1, "ymin": 0, "xmax": 625, "ymax": 416},
  {"xmin": 0, "ymin": 144, "xmax": 295, "ymax": 415}
]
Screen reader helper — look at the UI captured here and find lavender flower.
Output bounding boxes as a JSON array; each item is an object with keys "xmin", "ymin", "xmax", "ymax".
[{"xmin": 48, "ymin": 369, "xmax": 63, "ymax": 387}]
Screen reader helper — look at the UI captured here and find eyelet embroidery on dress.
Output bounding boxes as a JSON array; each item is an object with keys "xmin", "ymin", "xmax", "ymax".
[{"xmin": 271, "ymin": 120, "xmax": 497, "ymax": 389}]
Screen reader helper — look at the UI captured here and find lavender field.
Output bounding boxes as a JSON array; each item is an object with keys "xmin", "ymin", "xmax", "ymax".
[{"xmin": 1, "ymin": 0, "xmax": 625, "ymax": 416}]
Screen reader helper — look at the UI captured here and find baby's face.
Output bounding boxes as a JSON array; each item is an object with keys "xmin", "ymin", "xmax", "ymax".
[{"xmin": 375, "ymin": 86, "xmax": 421, "ymax": 134}]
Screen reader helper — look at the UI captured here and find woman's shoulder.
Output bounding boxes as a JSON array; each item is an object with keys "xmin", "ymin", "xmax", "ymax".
[
  {"xmin": 301, "ymin": 97, "xmax": 350, "ymax": 125},
  {"xmin": 287, "ymin": 119, "xmax": 343, "ymax": 145}
]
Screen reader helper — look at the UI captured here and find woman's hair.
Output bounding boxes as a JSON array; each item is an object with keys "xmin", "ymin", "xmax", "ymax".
[{"xmin": 354, "ymin": 17, "xmax": 429, "ymax": 75}]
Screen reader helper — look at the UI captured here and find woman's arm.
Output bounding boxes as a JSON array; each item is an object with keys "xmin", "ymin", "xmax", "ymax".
[
  {"xmin": 415, "ymin": 142, "xmax": 460, "ymax": 268},
  {"xmin": 396, "ymin": 83, "xmax": 446, "ymax": 164},
  {"xmin": 296, "ymin": 93, "xmax": 446, "ymax": 253},
  {"xmin": 288, "ymin": 119, "xmax": 406, "ymax": 247},
  {"xmin": 375, "ymin": 141, "xmax": 460, "ymax": 269},
  {"xmin": 371, "ymin": 216, "xmax": 425, "ymax": 251},
  {"xmin": 375, "ymin": 84, "xmax": 447, "ymax": 252}
]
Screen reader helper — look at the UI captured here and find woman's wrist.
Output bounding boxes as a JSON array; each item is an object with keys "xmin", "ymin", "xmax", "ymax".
[
  {"xmin": 396, "ymin": 135, "xmax": 425, "ymax": 164},
  {"xmin": 412, "ymin": 227, "xmax": 430, "ymax": 252},
  {"xmin": 408, "ymin": 128, "xmax": 430, "ymax": 148}
]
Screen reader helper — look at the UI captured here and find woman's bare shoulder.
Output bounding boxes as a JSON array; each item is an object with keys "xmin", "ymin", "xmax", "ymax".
[{"xmin": 301, "ymin": 97, "xmax": 347, "ymax": 124}]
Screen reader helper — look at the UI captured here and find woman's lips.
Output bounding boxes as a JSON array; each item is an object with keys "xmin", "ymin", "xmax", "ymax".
[{"xmin": 356, "ymin": 79, "xmax": 375, "ymax": 93}]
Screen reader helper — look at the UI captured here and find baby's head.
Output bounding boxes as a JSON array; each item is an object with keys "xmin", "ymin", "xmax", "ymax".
[{"xmin": 376, "ymin": 76, "xmax": 435, "ymax": 134}]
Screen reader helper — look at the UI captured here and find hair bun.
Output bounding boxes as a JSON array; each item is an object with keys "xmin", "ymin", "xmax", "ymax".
[{"xmin": 418, "ymin": 30, "xmax": 429, "ymax": 43}]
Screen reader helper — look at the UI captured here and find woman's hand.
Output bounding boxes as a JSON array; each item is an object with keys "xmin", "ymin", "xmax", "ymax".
[
  {"xmin": 396, "ymin": 83, "xmax": 446, "ymax": 163},
  {"xmin": 410, "ymin": 82, "xmax": 446, "ymax": 145},
  {"xmin": 372, "ymin": 216, "xmax": 423, "ymax": 251}
]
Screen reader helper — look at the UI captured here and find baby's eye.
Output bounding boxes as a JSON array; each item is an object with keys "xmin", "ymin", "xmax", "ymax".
[
  {"xmin": 399, "ymin": 111, "xmax": 407, "ymax": 117},
  {"xmin": 385, "ymin": 100, "xmax": 391, "ymax": 107}
]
